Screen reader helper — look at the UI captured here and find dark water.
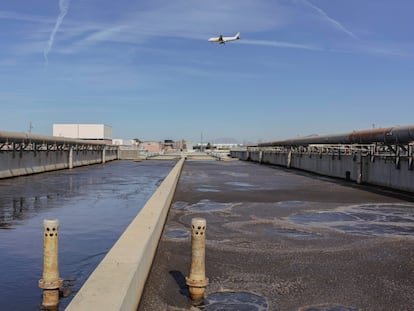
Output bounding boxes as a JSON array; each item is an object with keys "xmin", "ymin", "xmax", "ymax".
[{"xmin": 0, "ymin": 160, "xmax": 175, "ymax": 311}]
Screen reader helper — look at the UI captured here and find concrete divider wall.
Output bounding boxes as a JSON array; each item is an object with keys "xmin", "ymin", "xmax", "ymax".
[
  {"xmin": 105, "ymin": 149, "xmax": 119, "ymax": 162},
  {"xmin": 118, "ymin": 149, "xmax": 145, "ymax": 160},
  {"xmin": 262, "ymin": 151, "xmax": 287, "ymax": 166},
  {"xmin": 231, "ymin": 150, "xmax": 414, "ymax": 193},
  {"xmin": 365, "ymin": 156, "xmax": 413, "ymax": 192},
  {"xmin": 247, "ymin": 151, "xmax": 261, "ymax": 162},
  {"xmin": 231, "ymin": 150, "xmax": 249, "ymax": 161},
  {"xmin": 291, "ymin": 153, "xmax": 359, "ymax": 181},
  {"xmin": 0, "ymin": 151, "xmax": 69, "ymax": 178},
  {"xmin": 65, "ymin": 157, "xmax": 185, "ymax": 311},
  {"xmin": 0, "ymin": 149, "xmax": 118, "ymax": 179},
  {"xmin": 72, "ymin": 150, "xmax": 112, "ymax": 166}
]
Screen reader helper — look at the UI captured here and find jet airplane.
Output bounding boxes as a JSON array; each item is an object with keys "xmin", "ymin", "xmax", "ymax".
[{"xmin": 208, "ymin": 32, "xmax": 240, "ymax": 44}]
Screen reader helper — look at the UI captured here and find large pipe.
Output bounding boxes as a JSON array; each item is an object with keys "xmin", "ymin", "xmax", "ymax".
[
  {"xmin": 257, "ymin": 125, "xmax": 414, "ymax": 147},
  {"xmin": 0, "ymin": 130, "xmax": 110, "ymax": 146}
]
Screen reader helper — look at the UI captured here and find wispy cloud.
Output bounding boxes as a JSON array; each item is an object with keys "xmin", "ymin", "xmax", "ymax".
[
  {"xmin": 301, "ymin": 0, "xmax": 358, "ymax": 39},
  {"xmin": 239, "ymin": 39, "xmax": 322, "ymax": 51},
  {"xmin": 0, "ymin": 10, "xmax": 49, "ymax": 23},
  {"xmin": 59, "ymin": 1, "xmax": 286, "ymax": 50},
  {"xmin": 44, "ymin": 0, "xmax": 71, "ymax": 65}
]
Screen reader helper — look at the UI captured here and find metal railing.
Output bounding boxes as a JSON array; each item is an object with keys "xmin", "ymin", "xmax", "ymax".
[{"xmin": 0, "ymin": 130, "xmax": 117, "ymax": 152}]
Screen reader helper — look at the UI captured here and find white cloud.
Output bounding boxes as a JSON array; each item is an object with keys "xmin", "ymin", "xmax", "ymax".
[{"xmin": 0, "ymin": 10, "xmax": 49, "ymax": 23}]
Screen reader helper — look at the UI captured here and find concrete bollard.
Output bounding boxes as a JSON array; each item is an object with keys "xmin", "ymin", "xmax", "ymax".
[
  {"xmin": 186, "ymin": 218, "xmax": 209, "ymax": 303},
  {"xmin": 39, "ymin": 219, "xmax": 63, "ymax": 308}
]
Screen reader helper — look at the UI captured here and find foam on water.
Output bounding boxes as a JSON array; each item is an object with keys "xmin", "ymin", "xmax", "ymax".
[
  {"xmin": 165, "ymin": 230, "xmax": 189, "ymax": 239},
  {"xmin": 289, "ymin": 204, "xmax": 414, "ymax": 237},
  {"xmin": 304, "ymin": 306, "xmax": 359, "ymax": 311},
  {"xmin": 204, "ymin": 292, "xmax": 268, "ymax": 311}
]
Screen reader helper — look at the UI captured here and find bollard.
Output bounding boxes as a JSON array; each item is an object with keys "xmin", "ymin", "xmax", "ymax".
[
  {"xmin": 186, "ymin": 218, "xmax": 209, "ymax": 303},
  {"xmin": 39, "ymin": 219, "xmax": 63, "ymax": 308}
]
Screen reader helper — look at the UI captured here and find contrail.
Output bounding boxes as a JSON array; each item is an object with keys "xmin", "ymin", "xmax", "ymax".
[
  {"xmin": 44, "ymin": 0, "xmax": 71, "ymax": 65},
  {"xmin": 302, "ymin": 0, "xmax": 358, "ymax": 39},
  {"xmin": 240, "ymin": 39, "xmax": 322, "ymax": 51}
]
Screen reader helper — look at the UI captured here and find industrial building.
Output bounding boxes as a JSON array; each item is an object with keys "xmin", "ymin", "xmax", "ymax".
[{"xmin": 53, "ymin": 124, "xmax": 112, "ymax": 142}]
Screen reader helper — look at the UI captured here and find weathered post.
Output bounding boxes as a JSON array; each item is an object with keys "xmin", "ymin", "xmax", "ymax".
[
  {"xmin": 39, "ymin": 219, "xmax": 63, "ymax": 309},
  {"xmin": 186, "ymin": 218, "xmax": 209, "ymax": 303}
]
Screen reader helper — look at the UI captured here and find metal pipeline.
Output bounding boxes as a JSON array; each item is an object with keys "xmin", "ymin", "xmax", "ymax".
[
  {"xmin": 0, "ymin": 130, "xmax": 110, "ymax": 146},
  {"xmin": 257, "ymin": 125, "xmax": 414, "ymax": 147}
]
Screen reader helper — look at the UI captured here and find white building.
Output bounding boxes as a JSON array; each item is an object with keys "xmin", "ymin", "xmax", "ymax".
[{"xmin": 53, "ymin": 124, "xmax": 112, "ymax": 141}]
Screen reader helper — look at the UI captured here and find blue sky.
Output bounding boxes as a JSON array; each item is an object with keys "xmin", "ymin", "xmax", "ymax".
[{"xmin": 1, "ymin": 0, "xmax": 413, "ymax": 143}]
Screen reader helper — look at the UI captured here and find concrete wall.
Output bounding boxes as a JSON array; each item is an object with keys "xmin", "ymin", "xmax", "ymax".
[
  {"xmin": 119, "ymin": 149, "xmax": 146, "ymax": 160},
  {"xmin": 231, "ymin": 150, "xmax": 414, "ymax": 193},
  {"xmin": 289, "ymin": 153, "xmax": 360, "ymax": 181},
  {"xmin": 0, "ymin": 149, "xmax": 118, "ymax": 179},
  {"xmin": 65, "ymin": 157, "xmax": 185, "ymax": 311},
  {"xmin": 365, "ymin": 156, "xmax": 413, "ymax": 192}
]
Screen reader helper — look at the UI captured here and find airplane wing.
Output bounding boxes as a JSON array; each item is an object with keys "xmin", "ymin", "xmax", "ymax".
[{"xmin": 208, "ymin": 34, "xmax": 223, "ymax": 43}]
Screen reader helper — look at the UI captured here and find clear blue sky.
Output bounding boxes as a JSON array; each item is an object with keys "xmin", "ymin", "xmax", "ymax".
[{"xmin": 1, "ymin": 0, "xmax": 413, "ymax": 143}]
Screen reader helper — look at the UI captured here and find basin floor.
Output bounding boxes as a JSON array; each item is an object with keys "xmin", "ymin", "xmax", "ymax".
[{"xmin": 138, "ymin": 160, "xmax": 414, "ymax": 311}]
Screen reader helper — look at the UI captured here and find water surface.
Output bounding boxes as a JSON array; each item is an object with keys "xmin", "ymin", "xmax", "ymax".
[{"xmin": 0, "ymin": 160, "xmax": 175, "ymax": 310}]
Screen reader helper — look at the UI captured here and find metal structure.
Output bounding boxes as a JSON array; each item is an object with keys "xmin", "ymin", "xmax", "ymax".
[
  {"xmin": 0, "ymin": 130, "xmax": 117, "ymax": 152},
  {"xmin": 253, "ymin": 125, "xmax": 414, "ymax": 158},
  {"xmin": 257, "ymin": 126, "xmax": 414, "ymax": 147}
]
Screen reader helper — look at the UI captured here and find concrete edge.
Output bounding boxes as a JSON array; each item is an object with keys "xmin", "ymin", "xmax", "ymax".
[{"xmin": 65, "ymin": 157, "xmax": 185, "ymax": 311}]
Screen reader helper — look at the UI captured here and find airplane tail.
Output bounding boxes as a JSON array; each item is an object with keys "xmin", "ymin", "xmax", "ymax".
[{"xmin": 235, "ymin": 32, "xmax": 240, "ymax": 39}]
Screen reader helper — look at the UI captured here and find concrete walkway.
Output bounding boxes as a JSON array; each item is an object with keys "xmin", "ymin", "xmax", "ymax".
[{"xmin": 138, "ymin": 160, "xmax": 414, "ymax": 311}]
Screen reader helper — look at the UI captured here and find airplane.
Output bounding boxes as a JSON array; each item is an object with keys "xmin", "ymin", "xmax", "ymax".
[{"xmin": 208, "ymin": 32, "xmax": 240, "ymax": 44}]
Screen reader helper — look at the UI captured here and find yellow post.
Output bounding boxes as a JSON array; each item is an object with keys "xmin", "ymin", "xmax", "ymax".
[
  {"xmin": 186, "ymin": 218, "xmax": 208, "ymax": 303},
  {"xmin": 38, "ymin": 219, "xmax": 63, "ymax": 308}
]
